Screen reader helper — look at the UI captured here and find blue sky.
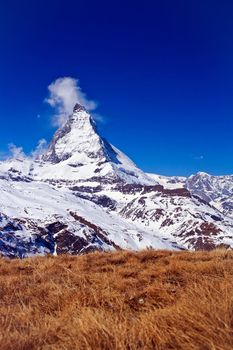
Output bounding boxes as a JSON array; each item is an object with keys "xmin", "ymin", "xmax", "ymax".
[{"xmin": 0, "ymin": 0, "xmax": 233, "ymax": 176}]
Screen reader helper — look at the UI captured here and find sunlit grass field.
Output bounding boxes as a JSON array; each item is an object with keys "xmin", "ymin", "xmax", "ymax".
[{"xmin": 0, "ymin": 249, "xmax": 232, "ymax": 349}]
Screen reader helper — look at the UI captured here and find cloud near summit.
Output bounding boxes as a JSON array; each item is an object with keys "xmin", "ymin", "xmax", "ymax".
[{"xmin": 45, "ymin": 77, "xmax": 98, "ymax": 127}]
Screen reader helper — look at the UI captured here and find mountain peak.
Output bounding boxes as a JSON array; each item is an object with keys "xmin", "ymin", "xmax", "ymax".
[
  {"xmin": 73, "ymin": 103, "xmax": 87, "ymax": 113},
  {"xmin": 42, "ymin": 105, "xmax": 101, "ymax": 164},
  {"xmin": 37, "ymin": 104, "xmax": 154, "ymax": 184}
]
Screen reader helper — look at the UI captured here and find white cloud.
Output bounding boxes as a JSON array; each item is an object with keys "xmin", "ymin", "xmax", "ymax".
[
  {"xmin": 45, "ymin": 77, "xmax": 98, "ymax": 127},
  {"xmin": 31, "ymin": 139, "xmax": 47, "ymax": 159},
  {"xmin": 4, "ymin": 139, "xmax": 47, "ymax": 161},
  {"xmin": 8, "ymin": 143, "xmax": 25, "ymax": 160}
]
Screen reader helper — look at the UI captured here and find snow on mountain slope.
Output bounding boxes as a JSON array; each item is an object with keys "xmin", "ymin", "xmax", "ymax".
[
  {"xmin": 146, "ymin": 173, "xmax": 186, "ymax": 189},
  {"xmin": 148, "ymin": 171, "xmax": 233, "ymax": 220},
  {"xmin": 118, "ymin": 185, "xmax": 233, "ymax": 250},
  {"xmin": 0, "ymin": 177, "xmax": 173, "ymax": 257},
  {"xmin": 0, "ymin": 103, "xmax": 233, "ymax": 257},
  {"xmin": 0, "ymin": 157, "xmax": 33, "ymax": 181},
  {"xmin": 78, "ymin": 179, "xmax": 233, "ymax": 250}
]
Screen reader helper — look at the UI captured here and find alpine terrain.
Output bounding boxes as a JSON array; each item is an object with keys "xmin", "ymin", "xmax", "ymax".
[{"xmin": 0, "ymin": 104, "xmax": 233, "ymax": 257}]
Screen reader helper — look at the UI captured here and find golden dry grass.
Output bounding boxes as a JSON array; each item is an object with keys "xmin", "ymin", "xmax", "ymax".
[{"xmin": 0, "ymin": 249, "xmax": 233, "ymax": 350}]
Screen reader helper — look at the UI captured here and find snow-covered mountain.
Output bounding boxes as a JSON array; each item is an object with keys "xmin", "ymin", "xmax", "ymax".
[
  {"xmin": 185, "ymin": 172, "xmax": 233, "ymax": 218},
  {"xmin": 148, "ymin": 172, "xmax": 233, "ymax": 220},
  {"xmin": 38, "ymin": 104, "xmax": 153, "ymax": 185},
  {"xmin": 0, "ymin": 104, "xmax": 233, "ymax": 257}
]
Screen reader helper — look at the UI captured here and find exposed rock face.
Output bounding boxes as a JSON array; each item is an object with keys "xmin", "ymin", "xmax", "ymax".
[
  {"xmin": 0, "ymin": 104, "xmax": 233, "ymax": 258},
  {"xmin": 0, "ymin": 213, "xmax": 52, "ymax": 258}
]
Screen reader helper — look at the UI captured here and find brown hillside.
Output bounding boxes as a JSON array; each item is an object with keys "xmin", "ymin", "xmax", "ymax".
[{"xmin": 0, "ymin": 249, "xmax": 232, "ymax": 349}]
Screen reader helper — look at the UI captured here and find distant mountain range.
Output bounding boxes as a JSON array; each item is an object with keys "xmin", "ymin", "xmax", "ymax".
[{"xmin": 0, "ymin": 103, "xmax": 232, "ymax": 257}]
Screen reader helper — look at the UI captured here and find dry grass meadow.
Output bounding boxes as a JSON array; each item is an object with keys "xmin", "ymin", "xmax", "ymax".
[{"xmin": 0, "ymin": 249, "xmax": 232, "ymax": 350}]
